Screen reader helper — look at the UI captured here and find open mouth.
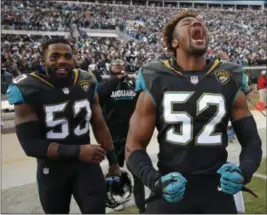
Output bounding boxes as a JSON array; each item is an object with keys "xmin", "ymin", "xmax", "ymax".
[
  {"xmin": 191, "ymin": 28, "xmax": 205, "ymax": 43},
  {"xmin": 56, "ymin": 68, "xmax": 68, "ymax": 74}
]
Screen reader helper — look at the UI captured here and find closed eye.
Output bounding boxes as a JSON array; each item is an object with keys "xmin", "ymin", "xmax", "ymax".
[{"xmin": 182, "ymin": 22, "xmax": 190, "ymax": 26}]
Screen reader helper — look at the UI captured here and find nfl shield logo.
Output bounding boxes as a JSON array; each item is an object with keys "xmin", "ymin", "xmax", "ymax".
[
  {"xmin": 43, "ymin": 167, "xmax": 49, "ymax": 175},
  {"xmin": 190, "ymin": 76, "xmax": 199, "ymax": 85},
  {"xmin": 62, "ymin": 88, "xmax": 70, "ymax": 94}
]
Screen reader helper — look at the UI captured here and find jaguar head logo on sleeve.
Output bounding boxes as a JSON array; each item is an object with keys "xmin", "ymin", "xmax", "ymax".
[
  {"xmin": 215, "ymin": 70, "xmax": 231, "ymax": 84},
  {"xmin": 78, "ymin": 80, "xmax": 90, "ymax": 92}
]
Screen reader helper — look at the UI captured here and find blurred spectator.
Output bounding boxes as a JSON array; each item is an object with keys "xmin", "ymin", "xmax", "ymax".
[
  {"xmin": 1, "ymin": 1, "xmax": 266, "ymax": 66},
  {"xmin": 250, "ymin": 74, "xmax": 258, "ymax": 93},
  {"xmin": 258, "ymin": 71, "xmax": 267, "ymax": 107},
  {"xmin": 1, "ymin": 0, "xmax": 266, "ymax": 92}
]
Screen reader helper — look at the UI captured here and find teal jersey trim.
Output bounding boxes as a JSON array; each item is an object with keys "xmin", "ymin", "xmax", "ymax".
[
  {"xmin": 232, "ymin": 64, "xmax": 249, "ymax": 107},
  {"xmin": 92, "ymin": 79, "xmax": 98, "ymax": 102},
  {"xmin": 7, "ymin": 84, "xmax": 24, "ymax": 105},
  {"xmin": 136, "ymin": 68, "xmax": 157, "ymax": 106},
  {"xmin": 241, "ymin": 63, "xmax": 249, "ymax": 94}
]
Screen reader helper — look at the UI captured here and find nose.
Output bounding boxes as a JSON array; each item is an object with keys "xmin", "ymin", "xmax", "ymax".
[
  {"xmin": 57, "ymin": 55, "xmax": 67, "ymax": 64},
  {"xmin": 191, "ymin": 20, "xmax": 203, "ymax": 27}
]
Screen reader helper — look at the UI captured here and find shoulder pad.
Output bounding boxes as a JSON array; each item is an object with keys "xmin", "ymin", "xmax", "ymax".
[
  {"xmin": 135, "ymin": 61, "xmax": 164, "ymax": 106},
  {"xmin": 7, "ymin": 84, "xmax": 24, "ymax": 105},
  {"xmin": 12, "ymin": 74, "xmax": 41, "ymax": 95},
  {"xmin": 219, "ymin": 62, "xmax": 242, "ymax": 73},
  {"xmin": 8, "ymin": 74, "xmax": 31, "ymax": 105},
  {"xmin": 143, "ymin": 60, "xmax": 172, "ymax": 74},
  {"xmin": 76, "ymin": 69, "xmax": 97, "ymax": 83},
  {"xmin": 137, "ymin": 61, "xmax": 167, "ymax": 88},
  {"xmin": 12, "ymin": 73, "xmax": 30, "ymax": 85},
  {"xmin": 136, "ymin": 60, "xmax": 169, "ymax": 91},
  {"xmin": 219, "ymin": 62, "xmax": 248, "ymax": 93},
  {"xmin": 13, "ymin": 73, "xmax": 52, "ymax": 96},
  {"xmin": 75, "ymin": 69, "xmax": 98, "ymax": 102}
]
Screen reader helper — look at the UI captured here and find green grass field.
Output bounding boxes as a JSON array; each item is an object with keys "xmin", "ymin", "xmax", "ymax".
[
  {"xmin": 243, "ymin": 177, "xmax": 267, "ymax": 214},
  {"xmin": 110, "ymin": 158, "xmax": 267, "ymax": 214},
  {"xmin": 257, "ymin": 158, "xmax": 267, "ymax": 176}
]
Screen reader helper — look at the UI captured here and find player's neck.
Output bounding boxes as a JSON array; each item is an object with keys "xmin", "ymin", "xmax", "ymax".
[{"xmin": 175, "ymin": 54, "xmax": 206, "ymax": 71}]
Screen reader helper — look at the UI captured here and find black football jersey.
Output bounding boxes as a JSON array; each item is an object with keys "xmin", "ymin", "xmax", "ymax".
[
  {"xmin": 8, "ymin": 69, "xmax": 97, "ymax": 146},
  {"xmin": 136, "ymin": 58, "xmax": 247, "ymax": 175},
  {"xmin": 101, "ymin": 76, "xmax": 137, "ymax": 142}
]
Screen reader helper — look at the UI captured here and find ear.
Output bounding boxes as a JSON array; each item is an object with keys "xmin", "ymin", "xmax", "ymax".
[{"xmin": 171, "ymin": 38, "xmax": 179, "ymax": 49}]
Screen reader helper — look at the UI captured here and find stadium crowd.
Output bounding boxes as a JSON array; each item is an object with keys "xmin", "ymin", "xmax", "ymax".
[{"xmin": 1, "ymin": 0, "xmax": 267, "ymax": 94}]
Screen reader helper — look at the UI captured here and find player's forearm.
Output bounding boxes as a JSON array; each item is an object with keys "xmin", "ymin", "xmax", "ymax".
[
  {"xmin": 232, "ymin": 116, "xmax": 262, "ymax": 183},
  {"xmin": 91, "ymin": 118, "xmax": 119, "ymax": 165},
  {"xmin": 125, "ymin": 104, "xmax": 159, "ymax": 190},
  {"xmin": 125, "ymin": 127, "xmax": 159, "ymax": 190},
  {"xmin": 125, "ymin": 109, "xmax": 155, "ymax": 160},
  {"xmin": 16, "ymin": 121, "xmax": 80, "ymax": 159},
  {"xmin": 90, "ymin": 97, "xmax": 119, "ymax": 165},
  {"xmin": 92, "ymin": 118, "xmax": 114, "ymax": 151},
  {"xmin": 126, "ymin": 148, "xmax": 161, "ymax": 191},
  {"xmin": 125, "ymin": 139, "xmax": 146, "ymax": 160}
]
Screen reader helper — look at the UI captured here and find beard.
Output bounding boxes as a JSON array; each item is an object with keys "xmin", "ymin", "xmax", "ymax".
[
  {"xmin": 46, "ymin": 65, "xmax": 74, "ymax": 88},
  {"xmin": 187, "ymin": 45, "xmax": 208, "ymax": 56}
]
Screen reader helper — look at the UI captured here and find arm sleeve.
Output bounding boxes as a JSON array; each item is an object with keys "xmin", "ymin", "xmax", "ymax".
[
  {"xmin": 16, "ymin": 121, "xmax": 50, "ymax": 158},
  {"xmin": 232, "ymin": 116, "xmax": 262, "ymax": 184}
]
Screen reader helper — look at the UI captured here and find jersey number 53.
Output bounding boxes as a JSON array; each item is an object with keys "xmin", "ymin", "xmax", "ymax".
[{"xmin": 44, "ymin": 99, "xmax": 91, "ymax": 139}]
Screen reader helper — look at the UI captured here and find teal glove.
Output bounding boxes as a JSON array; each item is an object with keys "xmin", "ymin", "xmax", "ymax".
[
  {"xmin": 217, "ymin": 163, "xmax": 244, "ymax": 195},
  {"xmin": 160, "ymin": 172, "xmax": 187, "ymax": 203}
]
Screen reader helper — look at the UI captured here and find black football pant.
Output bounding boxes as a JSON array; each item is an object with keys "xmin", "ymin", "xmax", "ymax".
[
  {"xmin": 36, "ymin": 159, "xmax": 106, "ymax": 214},
  {"xmin": 145, "ymin": 174, "xmax": 237, "ymax": 214},
  {"xmin": 115, "ymin": 141, "xmax": 146, "ymax": 213}
]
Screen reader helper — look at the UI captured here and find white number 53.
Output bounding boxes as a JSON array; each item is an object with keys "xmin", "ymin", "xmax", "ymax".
[
  {"xmin": 45, "ymin": 99, "xmax": 92, "ymax": 139},
  {"xmin": 163, "ymin": 92, "xmax": 226, "ymax": 145}
]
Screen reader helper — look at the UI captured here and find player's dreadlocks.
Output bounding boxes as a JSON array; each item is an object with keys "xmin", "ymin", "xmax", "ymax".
[{"xmin": 162, "ymin": 10, "xmax": 198, "ymax": 55}]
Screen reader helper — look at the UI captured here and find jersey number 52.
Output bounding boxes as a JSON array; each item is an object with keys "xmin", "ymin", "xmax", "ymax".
[
  {"xmin": 163, "ymin": 92, "xmax": 226, "ymax": 145},
  {"xmin": 44, "ymin": 99, "xmax": 91, "ymax": 139}
]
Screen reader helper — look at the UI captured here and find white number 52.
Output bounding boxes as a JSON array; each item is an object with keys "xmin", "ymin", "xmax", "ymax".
[{"xmin": 163, "ymin": 92, "xmax": 226, "ymax": 145}]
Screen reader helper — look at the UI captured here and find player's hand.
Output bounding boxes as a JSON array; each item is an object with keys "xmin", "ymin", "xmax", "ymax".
[
  {"xmin": 108, "ymin": 163, "xmax": 121, "ymax": 177},
  {"xmin": 156, "ymin": 172, "xmax": 187, "ymax": 203},
  {"xmin": 217, "ymin": 163, "xmax": 244, "ymax": 195},
  {"xmin": 79, "ymin": 144, "xmax": 106, "ymax": 163}
]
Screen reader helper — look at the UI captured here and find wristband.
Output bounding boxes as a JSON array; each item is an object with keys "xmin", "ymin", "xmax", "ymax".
[
  {"xmin": 57, "ymin": 144, "xmax": 80, "ymax": 159},
  {"xmin": 106, "ymin": 149, "xmax": 118, "ymax": 165}
]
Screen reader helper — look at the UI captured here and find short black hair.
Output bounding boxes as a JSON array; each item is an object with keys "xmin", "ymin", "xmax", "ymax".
[
  {"xmin": 41, "ymin": 37, "xmax": 73, "ymax": 56},
  {"xmin": 162, "ymin": 10, "xmax": 198, "ymax": 54}
]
